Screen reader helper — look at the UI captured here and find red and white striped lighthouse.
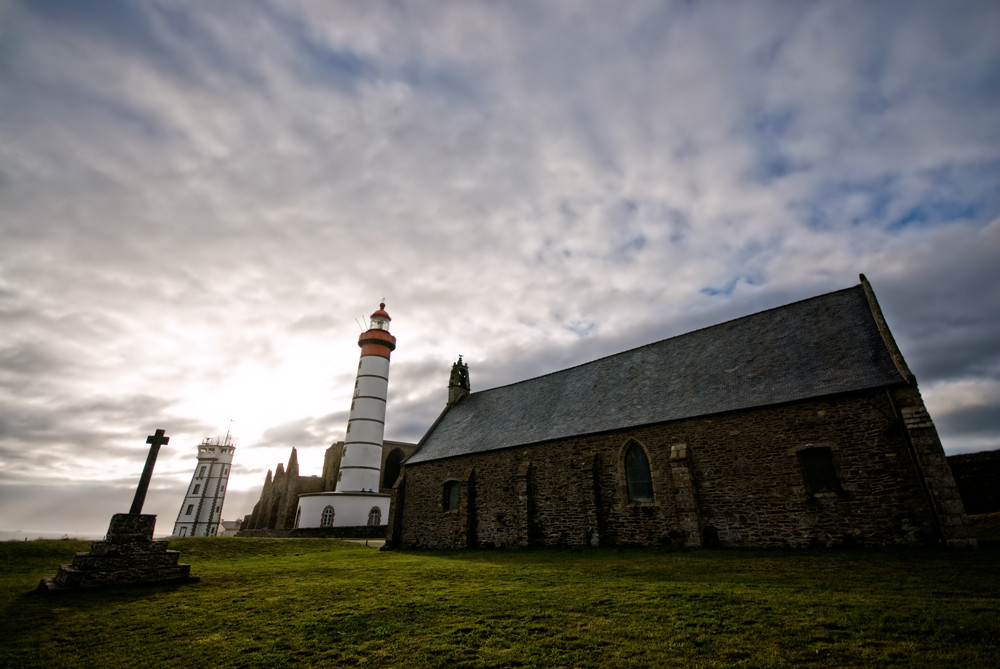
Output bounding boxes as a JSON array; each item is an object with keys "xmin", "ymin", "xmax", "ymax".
[
  {"xmin": 337, "ymin": 303, "xmax": 396, "ymax": 493},
  {"xmin": 295, "ymin": 302, "xmax": 396, "ymax": 529}
]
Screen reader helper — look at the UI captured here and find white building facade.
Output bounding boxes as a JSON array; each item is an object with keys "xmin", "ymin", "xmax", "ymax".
[{"xmin": 172, "ymin": 436, "xmax": 235, "ymax": 537}]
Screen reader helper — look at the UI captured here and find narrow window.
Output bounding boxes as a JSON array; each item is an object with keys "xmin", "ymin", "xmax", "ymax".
[
  {"xmin": 367, "ymin": 506, "xmax": 382, "ymax": 526},
  {"xmin": 199, "ymin": 466, "xmax": 206, "ymax": 478},
  {"xmin": 321, "ymin": 505, "xmax": 335, "ymax": 528},
  {"xmin": 179, "ymin": 527, "xmax": 187, "ymax": 537},
  {"xmin": 797, "ymin": 447, "xmax": 841, "ymax": 493},
  {"xmin": 192, "ymin": 484, "xmax": 200, "ymax": 495},
  {"xmin": 625, "ymin": 441, "xmax": 654, "ymax": 502},
  {"xmin": 186, "ymin": 504, "xmax": 194, "ymax": 515},
  {"xmin": 442, "ymin": 481, "xmax": 460, "ymax": 511}
]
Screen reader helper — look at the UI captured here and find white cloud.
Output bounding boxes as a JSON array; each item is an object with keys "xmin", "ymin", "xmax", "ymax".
[{"xmin": 1, "ymin": 0, "xmax": 998, "ymax": 533}]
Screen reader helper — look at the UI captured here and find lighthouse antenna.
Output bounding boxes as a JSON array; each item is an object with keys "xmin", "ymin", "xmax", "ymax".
[{"xmin": 355, "ymin": 316, "xmax": 366, "ymax": 332}]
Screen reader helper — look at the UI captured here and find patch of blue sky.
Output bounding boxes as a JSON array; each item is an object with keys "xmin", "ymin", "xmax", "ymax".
[
  {"xmin": 701, "ymin": 273, "xmax": 759, "ymax": 298},
  {"xmin": 740, "ymin": 108, "xmax": 803, "ymax": 183},
  {"xmin": 22, "ymin": 0, "xmax": 265, "ymax": 90},
  {"xmin": 605, "ymin": 199, "xmax": 649, "ymax": 264},
  {"xmin": 795, "ymin": 176, "xmax": 896, "ymax": 231},
  {"xmin": 889, "ymin": 202, "xmax": 982, "ymax": 231},
  {"xmin": 564, "ymin": 319, "xmax": 597, "ymax": 338},
  {"xmin": 257, "ymin": 2, "xmax": 478, "ymax": 102}
]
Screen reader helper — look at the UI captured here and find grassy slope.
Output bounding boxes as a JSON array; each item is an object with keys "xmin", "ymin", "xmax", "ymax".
[{"xmin": 2, "ymin": 538, "xmax": 998, "ymax": 668}]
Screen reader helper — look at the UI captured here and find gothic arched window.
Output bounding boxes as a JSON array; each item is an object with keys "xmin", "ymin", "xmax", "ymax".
[
  {"xmin": 321, "ymin": 505, "xmax": 335, "ymax": 528},
  {"xmin": 625, "ymin": 441, "xmax": 654, "ymax": 502},
  {"xmin": 367, "ymin": 506, "xmax": 382, "ymax": 526},
  {"xmin": 442, "ymin": 481, "xmax": 460, "ymax": 512}
]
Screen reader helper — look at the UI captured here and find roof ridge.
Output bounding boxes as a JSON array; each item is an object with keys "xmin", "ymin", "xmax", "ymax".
[{"xmin": 469, "ymin": 283, "xmax": 863, "ymax": 398}]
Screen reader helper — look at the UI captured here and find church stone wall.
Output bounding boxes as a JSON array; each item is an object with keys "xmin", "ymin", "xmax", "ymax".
[{"xmin": 394, "ymin": 387, "xmax": 970, "ymax": 549}]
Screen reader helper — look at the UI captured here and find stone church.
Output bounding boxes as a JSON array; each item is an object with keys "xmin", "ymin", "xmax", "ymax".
[{"xmin": 386, "ymin": 276, "xmax": 975, "ymax": 550}]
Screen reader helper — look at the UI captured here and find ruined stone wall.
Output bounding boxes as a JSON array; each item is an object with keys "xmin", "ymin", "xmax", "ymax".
[
  {"xmin": 240, "ymin": 441, "xmax": 418, "ymax": 534},
  {"xmin": 947, "ymin": 449, "xmax": 1000, "ymax": 515},
  {"xmin": 395, "ymin": 388, "xmax": 968, "ymax": 549}
]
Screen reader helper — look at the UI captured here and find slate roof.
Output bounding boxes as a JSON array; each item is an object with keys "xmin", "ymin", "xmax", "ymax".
[{"xmin": 406, "ymin": 284, "xmax": 906, "ymax": 465}]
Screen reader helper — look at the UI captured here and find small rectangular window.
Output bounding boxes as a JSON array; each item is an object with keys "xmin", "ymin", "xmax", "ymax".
[
  {"xmin": 797, "ymin": 447, "xmax": 841, "ymax": 494},
  {"xmin": 443, "ymin": 481, "xmax": 460, "ymax": 511},
  {"xmin": 186, "ymin": 504, "xmax": 194, "ymax": 515},
  {"xmin": 198, "ymin": 466, "xmax": 206, "ymax": 478},
  {"xmin": 192, "ymin": 484, "xmax": 200, "ymax": 494}
]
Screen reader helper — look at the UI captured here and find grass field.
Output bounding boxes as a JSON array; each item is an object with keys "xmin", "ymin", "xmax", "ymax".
[{"xmin": 2, "ymin": 538, "xmax": 999, "ymax": 668}]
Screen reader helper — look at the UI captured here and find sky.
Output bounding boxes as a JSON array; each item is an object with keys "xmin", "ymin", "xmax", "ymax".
[{"xmin": 1, "ymin": 0, "xmax": 998, "ymax": 537}]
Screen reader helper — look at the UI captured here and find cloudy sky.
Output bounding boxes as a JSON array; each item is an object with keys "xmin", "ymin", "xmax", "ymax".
[{"xmin": 2, "ymin": 1, "xmax": 998, "ymax": 537}]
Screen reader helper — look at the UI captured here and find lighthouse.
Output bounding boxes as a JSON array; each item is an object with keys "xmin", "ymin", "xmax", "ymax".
[
  {"xmin": 295, "ymin": 303, "xmax": 396, "ymax": 529},
  {"xmin": 337, "ymin": 303, "xmax": 395, "ymax": 493}
]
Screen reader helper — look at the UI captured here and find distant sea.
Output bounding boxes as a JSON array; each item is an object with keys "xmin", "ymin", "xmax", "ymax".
[
  {"xmin": 0, "ymin": 529, "xmax": 103, "ymax": 541},
  {"xmin": 0, "ymin": 529, "xmax": 174, "ymax": 541}
]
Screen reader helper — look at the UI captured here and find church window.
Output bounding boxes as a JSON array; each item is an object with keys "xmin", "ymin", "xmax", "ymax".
[
  {"xmin": 367, "ymin": 506, "xmax": 382, "ymax": 526},
  {"xmin": 797, "ymin": 447, "xmax": 841, "ymax": 494},
  {"xmin": 321, "ymin": 505, "xmax": 335, "ymax": 528},
  {"xmin": 442, "ymin": 481, "xmax": 460, "ymax": 512},
  {"xmin": 294, "ymin": 507, "xmax": 301, "ymax": 529},
  {"xmin": 186, "ymin": 504, "xmax": 194, "ymax": 515},
  {"xmin": 192, "ymin": 484, "xmax": 200, "ymax": 495},
  {"xmin": 625, "ymin": 441, "xmax": 654, "ymax": 503}
]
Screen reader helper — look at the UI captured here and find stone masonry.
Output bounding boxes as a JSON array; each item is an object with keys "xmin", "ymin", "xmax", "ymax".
[
  {"xmin": 38, "ymin": 514, "xmax": 196, "ymax": 592},
  {"xmin": 391, "ymin": 387, "xmax": 975, "ymax": 549}
]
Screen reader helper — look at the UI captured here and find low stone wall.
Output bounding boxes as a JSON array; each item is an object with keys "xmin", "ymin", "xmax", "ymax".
[{"xmin": 236, "ymin": 525, "xmax": 386, "ymax": 539}]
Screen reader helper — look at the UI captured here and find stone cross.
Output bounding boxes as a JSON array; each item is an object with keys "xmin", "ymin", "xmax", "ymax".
[{"xmin": 129, "ymin": 429, "xmax": 169, "ymax": 515}]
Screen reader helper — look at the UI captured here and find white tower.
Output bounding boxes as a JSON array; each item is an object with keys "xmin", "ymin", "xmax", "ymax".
[
  {"xmin": 172, "ymin": 435, "xmax": 235, "ymax": 537},
  {"xmin": 337, "ymin": 303, "xmax": 395, "ymax": 493},
  {"xmin": 296, "ymin": 303, "xmax": 396, "ymax": 529}
]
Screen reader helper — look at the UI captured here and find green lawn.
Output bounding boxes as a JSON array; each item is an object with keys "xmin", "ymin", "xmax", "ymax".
[{"xmin": 2, "ymin": 538, "xmax": 998, "ymax": 668}]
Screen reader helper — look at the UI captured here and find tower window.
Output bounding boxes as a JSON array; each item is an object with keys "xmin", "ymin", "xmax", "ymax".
[
  {"xmin": 198, "ymin": 466, "xmax": 206, "ymax": 478},
  {"xmin": 179, "ymin": 527, "xmax": 187, "ymax": 537},
  {"xmin": 442, "ymin": 481, "xmax": 460, "ymax": 512},
  {"xmin": 625, "ymin": 441, "xmax": 654, "ymax": 503},
  {"xmin": 186, "ymin": 504, "xmax": 194, "ymax": 515},
  {"xmin": 321, "ymin": 505, "xmax": 335, "ymax": 528},
  {"xmin": 192, "ymin": 484, "xmax": 200, "ymax": 495},
  {"xmin": 797, "ymin": 447, "xmax": 842, "ymax": 494}
]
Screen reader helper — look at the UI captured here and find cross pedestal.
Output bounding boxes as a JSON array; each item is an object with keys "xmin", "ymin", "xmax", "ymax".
[{"xmin": 37, "ymin": 428, "xmax": 198, "ymax": 592}]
